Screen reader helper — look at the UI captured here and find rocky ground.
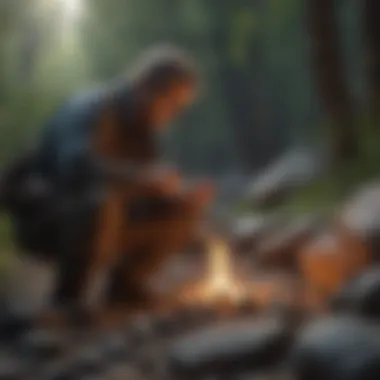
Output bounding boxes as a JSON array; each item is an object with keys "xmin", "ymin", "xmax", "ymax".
[{"xmin": 2, "ymin": 180, "xmax": 380, "ymax": 380}]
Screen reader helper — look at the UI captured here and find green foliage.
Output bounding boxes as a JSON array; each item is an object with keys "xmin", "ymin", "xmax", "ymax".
[
  {"xmin": 259, "ymin": 122, "xmax": 380, "ymax": 217},
  {"xmin": 229, "ymin": 9, "xmax": 260, "ymax": 66},
  {"xmin": 0, "ymin": 0, "xmax": 327, "ymax": 171},
  {"xmin": 0, "ymin": 0, "xmax": 377, "ymax": 224}
]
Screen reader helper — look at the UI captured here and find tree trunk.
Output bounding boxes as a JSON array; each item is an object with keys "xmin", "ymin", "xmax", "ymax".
[
  {"xmin": 306, "ymin": 0, "xmax": 358, "ymax": 165},
  {"xmin": 206, "ymin": 0, "xmax": 285, "ymax": 172},
  {"xmin": 363, "ymin": 0, "xmax": 380, "ymax": 123},
  {"xmin": 18, "ymin": 21, "xmax": 40, "ymax": 81}
]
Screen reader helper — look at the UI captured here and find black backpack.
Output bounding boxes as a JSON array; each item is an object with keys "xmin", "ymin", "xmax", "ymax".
[{"xmin": 0, "ymin": 151, "xmax": 60, "ymax": 260}]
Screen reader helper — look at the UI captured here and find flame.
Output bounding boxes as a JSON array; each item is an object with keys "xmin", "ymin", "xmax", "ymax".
[
  {"xmin": 178, "ymin": 238, "xmax": 289, "ymax": 309},
  {"xmin": 202, "ymin": 239, "xmax": 245, "ymax": 303}
]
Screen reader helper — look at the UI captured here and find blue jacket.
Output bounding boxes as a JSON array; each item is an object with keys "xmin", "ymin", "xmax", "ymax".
[
  {"xmin": 35, "ymin": 83, "xmax": 158, "ymax": 193},
  {"xmin": 36, "ymin": 86, "xmax": 109, "ymax": 190}
]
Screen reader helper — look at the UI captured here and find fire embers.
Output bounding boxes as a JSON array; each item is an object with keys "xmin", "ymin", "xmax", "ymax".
[
  {"xmin": 175, "ymin": 238, "xmax": 300, "ymax": 319},
  {"xmin": 178, "ymin": 238, "xmax": 250, "ymax": 309}
]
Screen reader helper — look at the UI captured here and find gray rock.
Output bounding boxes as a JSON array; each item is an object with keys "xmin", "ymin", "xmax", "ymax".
[
  {"xmin": 291, "ymin": 316, "xmax": 380, "ymax": 380},
  {"xmin": 214, "ymin": 173, "xmax": 252, "ymax": 209},
  {"xmin": 170, "ymin": 306, "xmax": 220, "ymax": 332},
  {"xmin": 39, "ymin": 365, "xmax": 76, "ymax": 380},
  {"xmin": 340, "ymin": 181, "xmax": 380, "ymax": 260},
  {"xmin": 126, "ymin": 315, "xmax": 155, "ymax": 344},
  {"xmin": 72, "ymin": 346, "xmax": 107, "ymax": 375},
  {"xmin": 0, "ymin": 357, "xmax": 22, "ymax": 380},
  {"xmin": 331, "ymin": 266, "xmax": 380, "ymax": 319},
  {"xmin": 168, "ymin": 317, "xmax": 292, "ymax": 378},
  {"xmin": 103, "ymin": 364, "xmax": 144, "ymax": 380},
  {"xmin": 153, "ymin": 311, "xmax": 182, "ymax": 336},
  {"xmin": 17, "ymin": 329, "xmax": 68, "ymax": 360},
  {"xmin": 102, "ymin": 333, "xmax": 130, "ymax": 361},
  {"xmin": 255, "ymin": 215, "xmax": 320, "ymax": 269},
  {"xmin": 229, "ymin": 215, "xmax": 270, "ymax": 254},
  {"xmin": 245, "ymin": 147, "xmax": 325, "ymax": 209},
  {"xmin": 135, "ymin": 355, "xmax": 157, "ymax": 377}
]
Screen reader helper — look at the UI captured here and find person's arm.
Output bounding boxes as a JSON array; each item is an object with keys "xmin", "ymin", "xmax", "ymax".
[
  {"xmin": 57, "ymin": 103, "xmax": 175, "ymax": 191},
  {"xmin": 58, "ymin": 136, "xmax": 166, "ymax": 188},
  {"xmin": 85, "ymin": 152, "xmax": 170, "ymax": 185},
  {"xmin": 90, "ymin": 105, "xmax": 178, "ymax": 192}
]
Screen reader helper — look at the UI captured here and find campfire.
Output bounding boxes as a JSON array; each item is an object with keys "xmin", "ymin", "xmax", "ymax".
[
  {"xmin": 179, "ymin": 238, "xmax": 251, "ymax": 307},
  {"xmin": 176, "ymin": 237, "xmax": 297, "ymax": 311},
  {"xmin": 200, "ymin": 239, "xmax": 248, "ymax": 303}
]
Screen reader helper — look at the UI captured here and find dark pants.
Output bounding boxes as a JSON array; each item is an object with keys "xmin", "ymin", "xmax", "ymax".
[
  {"xmin": 52, "ymin": 191, "xmax": 101, "ymax": 307},
  {"xmin": 52, "ymin": 190, "xmax": 202, "ymax": 308},
  {"xmin": 3, "ymin": 155, "xmax": 201, "ymax": 310}
]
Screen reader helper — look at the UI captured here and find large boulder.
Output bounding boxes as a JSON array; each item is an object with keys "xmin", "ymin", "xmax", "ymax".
[
  {"xmin": 339, "ymin": 181, "xmax": 380, "ymax": 261},
  {"xmin": 255, "ymin": 215, "xmax": 321, "ymax": 269},
  {"xmin": 168, "ymin": 316, "xmax": 293, "ymax": 378},
  {"xmin": 331, "ymin": 266, "xmax": 380, "ymax": 320},
  {"xmin": 291, "ymin": 316, "xmax": 380, "ymax": 380},
  {"xmin": 245, "ymin": 147, "xmax": 325, "ymax": 209}
]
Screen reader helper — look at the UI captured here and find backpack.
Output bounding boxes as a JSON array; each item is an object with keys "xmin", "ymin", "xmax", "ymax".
[{"xmin": 0, "ymin": 151, "xmax": 61, "ymax": 260}]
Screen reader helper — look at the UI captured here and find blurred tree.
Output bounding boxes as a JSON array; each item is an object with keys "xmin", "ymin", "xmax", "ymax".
[
  {"xmin": 0, "ymin": 0, "xmax": 369, "ymax": 175},
  {"xmin": 363, "ymin": 0, "xmax": 380, "ymax": 124},
  {"xmin": 202, "ymin": 0, "xmax": 290, "ymax": 172},
  {"xmin": 306, "ymin": 0, "xmax": 358, "ymax": 165}
]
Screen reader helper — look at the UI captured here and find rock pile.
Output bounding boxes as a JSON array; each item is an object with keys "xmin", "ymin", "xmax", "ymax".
[{"xmin": 3, "ymin": 180, "xmax": 380, "ymax": 379}]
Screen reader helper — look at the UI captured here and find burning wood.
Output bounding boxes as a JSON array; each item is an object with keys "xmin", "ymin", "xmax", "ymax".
[
  {"xmin": 201, "ymin": 239, "xmax": 246, "ymax": 303},
  {"xmin": 179, "ymin": 238, "xmax": 250, "ymax": 307},
  {"xmin": 175, "ymin": 238, "xmax": 299, "ymax": 312}
]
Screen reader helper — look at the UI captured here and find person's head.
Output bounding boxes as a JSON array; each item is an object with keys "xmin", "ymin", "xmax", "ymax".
[{"xmin": 129, "ymin": 44, "xmax": 200, "ymax": 130}]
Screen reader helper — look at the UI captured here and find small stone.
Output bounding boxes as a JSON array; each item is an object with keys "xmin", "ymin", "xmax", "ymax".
[
  {"xmin": 339, "ymin": 181, "xmax": 380, "ymax": 260},
  {"xmin": 72, "ymin": 346, "xmax": 106, "ymax": 376},
  {"xmin": 136, "ymin": 356, "xmax": 156, "ymax": 376},
  {"xmin": 331, "ymin": 266, "xmax": 380, "ymax": 320},
  {"xmin": 169, "ymin": 316, "xmax": 292, "ymax": 378},
  {"xmin": 126, "ymin": 315, "xmax": 155, "ymax": 344},
  {"xmin": 176, "ymin": 306, "xmax": 219, "ymax": 329},
  {"xmin": 153, "ymin": 311, "xmax": 181, "ymax": 336},
  {"xmin": 0, "ymin": 357, "xmax": 22, "ymax": 380},
  {"xmin": 229, "ymin": 215, "xmax": 269, "ymax": 254},
  {"xmin": 103, "ymin": 364, "xmax": 144, "ymax": 380},
  {"xmin": 17, "ymin": 329, "xmax": 68, "ymax": 360},
  {"xmin": 39, "ymin": 366, "xmax": 76, "ymax": 380},
  {"xmin": 255, "ymin": 215, "xmax": 320, "ymax": 269},
  {"xmin": 291, "ymin": 316, "xmax": 380, "ymax": 380},
  {"xmin": 102, "ymin": 333, "xmax": 129, "ymax": 361},
  {"xmin": 169, "ymin": 308, "xmax": 195, "ymax": 331}
]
